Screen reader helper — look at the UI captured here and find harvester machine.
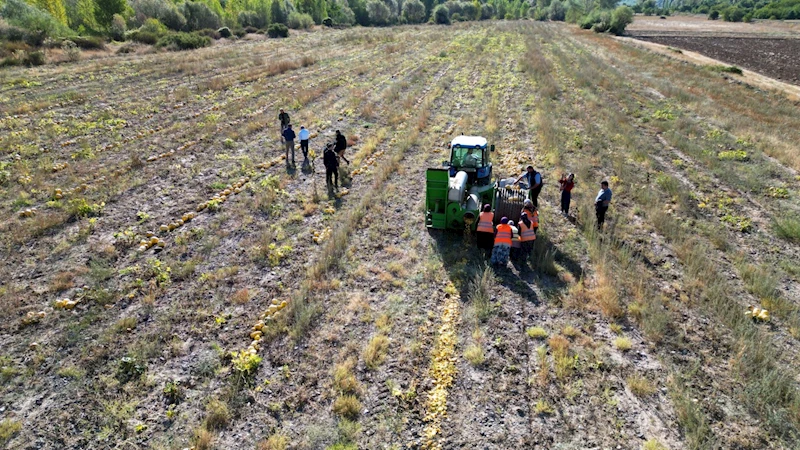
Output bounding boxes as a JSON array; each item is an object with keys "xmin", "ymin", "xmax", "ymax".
[{"xmin": 426, "ymin": 136, "xmax": 530, "ymax": 231}]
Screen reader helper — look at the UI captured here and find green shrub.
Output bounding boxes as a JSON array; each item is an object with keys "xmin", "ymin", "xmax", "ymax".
[
  {"xmin": 0, "ymin": 419, "xmax": 22, "ymax": 446},
  {"xmin": 140, "ymin": 17, "xmax": 168, "ymax": 35},
  {"xmin": 217, "ymin": 26, "xmax": 231, "ymax": 38},
  {"xmin": 116, "ymin": 356, "xmax": 146, "ymax": 383},
  {"xmin": 156, "ymin": 32, "xmax": 212, "ymax": 50},
  {"xmin": 61, "ymin": 39, "xmax": 81, "ymax": 62},
  {"xmin": 126, "ymin": 30, "xmax": 159, "ymax": 45},
  {"xmin": 237, "ymin": 10, "xmax": 265, "ymax": 28},
  {"xmin": 181, "ymin": 1, "xmax": 221, "ymax": 31},
  {"xmin": 710, "ymin": 65, "xmax": 743, "ymax": 75},
  {"xmin": 287, "ymin": 11, "xmax": 314, "ymax": 29},
  {"xmin": 267, "ymin": 23, "xmax": 289, "ymax": 38},
  {"xmin": 196, "ymin": 28, "xmax": 221, "ymax": 39},
  {"xmin": 71, "ymin": 35, "xmax": 106, "ymax": 49},
  {"xmin": 366, "ymin": 0, "xmax": 392, "ymax": 25},
  {"xmin": 450, "ymin": 12, "xmax": 463, "ymax": 21},
  {"xmin": 548, "ymin": 0, "xmax": 566, "ymax": 20},
  {"xmin": 708, "ymin": 9, "xmax": 719, "ymax": 20},
  {"xmin": 433, "ymin": 4, "xmax": 450, "ymax": 24},
  {"xmin": 110, "ymin": 14, "xmax": 126, "ymax": 40},
  {"xmin": 0, "ymin": 0, "xmax": 71, "ymax": 40},
  {"xmin": 609, "ymin": 5, "xmax": 634, "ymax": 35},
  {"xmin": 717, "ymin": 150, "xmax": 748, "ymax": 161}
]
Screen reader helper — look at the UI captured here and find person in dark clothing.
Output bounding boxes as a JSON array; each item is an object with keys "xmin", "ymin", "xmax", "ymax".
[
  {"xmin": 324, "ymin": 143, "xmax": 339, "ymax": 189},
  {"xmin": 278, "ymin": 109, "xmax": 290, "ymax": 138},
  {"xmin": 595, "ymin": 180, "xmax": 612, "ymax": 230},
  {"xmin": 334, "ymin": 130, "xmax": 349, "ymax": 165},
  {"xmin": 559, "ymin": 173, "xmax": 575, "ymax": 217},
  {"xmin": 515, "ymin": 165, "xmax": 543, "ymax": 208},
  {"xmin": 282, "ymin": 125, "xmax": 296, "ymax": 165},
  {"xmin": 476, "ymin": 203, "xmax": 495, "ymax": 254}
]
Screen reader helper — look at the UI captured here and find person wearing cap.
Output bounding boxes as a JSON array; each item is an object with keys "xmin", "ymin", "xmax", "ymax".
[
  {"xmin": 595, "ymin": 180, "xmax": 612, "ymax": 230},
  {"xmin": 522, "ymin": 198, "xmax": 534, "ymax": 217},
  {"xmin": 334, "ymin": 130, "xmax": 349, "ymax": 165},
  {"xmin": 491, "ymin": 217, "xmax": 513, "ymax": 267},
  {"xmin": 476, "ymin": 204, "xmax": 494, "ymax": 253},
  {"xmin": 559, "ymin": 173, "xmax": 575, "ymax": 217},
  {"xmin": 514, "ymin": 165, "xmax": 543, "ymax": 208},
  {"xmin": 278, "ymin": 109, "xmax": 291, "ymax": 138},
  {"xmin": 282, "ymin": 124, "xmax": 296, "ymax": 166},
  {"xmin": 531, "ymin": 205, "xmax": 539, "ymax": 234},
  {"xmin": 298, "ymin": 126, "xmax": 311, "ymax": 162},
  {"xmin": 518, "ymin": 211, "xmax": 536, "ymax": 260},
  {"xmin": 508, "ymin": 220, "xmax": 521, "ymax": 261}
]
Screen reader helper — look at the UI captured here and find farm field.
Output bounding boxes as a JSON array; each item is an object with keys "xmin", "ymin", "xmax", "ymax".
[
  {"xmin": 627, "ymin": 15, "xmax": 800, "ymax": 85},
  {"xmin": 2, "ymin": 20, "xmax": 800, "ymax": 449}
]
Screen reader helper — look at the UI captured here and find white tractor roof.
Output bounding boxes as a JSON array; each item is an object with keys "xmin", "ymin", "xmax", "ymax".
[{"xmin": 451, "ymin": 136, "xmax": 487, "ymax": 148}]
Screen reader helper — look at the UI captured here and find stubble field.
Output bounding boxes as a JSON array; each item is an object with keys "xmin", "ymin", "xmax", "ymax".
[{"xmin": 2, "ymin": 20, "xmax": 800, "ymax": 450}]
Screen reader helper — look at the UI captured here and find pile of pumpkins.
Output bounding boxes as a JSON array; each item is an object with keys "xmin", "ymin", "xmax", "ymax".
[
  {"xmin": 746, "ymin": 305, "xmax": 770, "ymax": 322},
  {"xmin": 51, "ymin": 162, "xmax": 69, "ymax": 172},
  {"xmin": 245, "ymin": 299, "xmax": 288, "ymax": 354},
  {"xmin": 159, "ymin": 212, "xmax": 196, "ymax": 233},
  {"xmin": 196, "ymin": 177, "xmax": 249, "ymax": 213},
  {"xmin": 18, "ymin": 207, "xmax": 37, "ymax": 218},
  {"xmin": 20, "ymin": 310, "xmax": 46, "ymax": 326},
  {"xmin": 137, "ymin": 231, "xmax": 166, "ymax": 252},
  {"xmin": 350, "ymin": 147, "xmax": 385, "ymax": 177},
  {"xmin": 55, "ymin": 298, "xmax": 78, "ymax": 310},
  {"xmin": 311, "ymin": 227, "xmax": 332, "ymax": 244}
]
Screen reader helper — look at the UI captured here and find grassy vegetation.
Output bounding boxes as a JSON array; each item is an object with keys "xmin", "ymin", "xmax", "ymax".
[{"xmin": 1, "ymin": 18, "xmax": 799, "ymax": 450}]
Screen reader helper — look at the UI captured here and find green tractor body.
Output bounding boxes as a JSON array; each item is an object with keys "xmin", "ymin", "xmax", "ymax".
[{"xmin": 426, "ymin": 136, "xmax": 496, "ymax": 231}]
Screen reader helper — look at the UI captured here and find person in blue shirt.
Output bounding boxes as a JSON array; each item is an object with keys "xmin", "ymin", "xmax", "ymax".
[
  {"xmin": 282, "ymin": 124, "xmax": 296, "ymax": 166},
  {"xmin": 595, "ymin": 180, "xmax": 612, "ymax": 230},
  {"xmin": 514, "ymin": 165, "xmax": 543, "ymax": 208},
  {"xmin": 298, "ymin": 126, "xmax": 311, "ymax": 162}
]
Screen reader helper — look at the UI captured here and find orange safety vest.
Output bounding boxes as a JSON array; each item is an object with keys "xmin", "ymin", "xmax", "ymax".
[
  {"xmin": 531, "ymin": 211, "xmax": 539, "ymax": 227},
  {"xmin": 519, "ymin": 220, "xmax": 536, "ymax": 242},
  {"xmin": 477, "ymin": 212, "xmax": 494, "ymax": 233},
  {"xmin": 494, "ymin": 224, "xmax": 512, "ymax": 246}
]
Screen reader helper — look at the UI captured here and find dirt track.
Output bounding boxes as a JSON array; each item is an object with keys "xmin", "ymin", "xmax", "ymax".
[{"xmin": 631, "ymin": 35, "xmax": 800, "ymax": 85}]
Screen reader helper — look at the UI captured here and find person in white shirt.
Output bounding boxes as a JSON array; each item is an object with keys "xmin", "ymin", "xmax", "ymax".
[{"xmin": 298, "ymin": 126, "xmax": 311, "ymax": 162}]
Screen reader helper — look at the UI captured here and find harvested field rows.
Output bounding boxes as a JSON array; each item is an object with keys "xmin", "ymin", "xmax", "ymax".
[{"xmin": 2, "ymin": 21, "xmax": 800, "ymax": 450}]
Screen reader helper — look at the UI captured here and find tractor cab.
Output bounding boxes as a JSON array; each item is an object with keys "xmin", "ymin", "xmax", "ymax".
[{"xmin": 444, "ymin": 136, "xmax": 494, "ymax": 186}]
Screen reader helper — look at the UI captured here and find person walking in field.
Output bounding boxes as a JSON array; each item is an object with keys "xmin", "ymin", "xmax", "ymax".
[
  {"xmin": 324, "ymin": 143, "xmax": 339, "ymax": 190},
  {"xmin": 491, "ymin": 217, "xmax": 513, "ymax": 267},
  {"xmin": 298, "ymin": 126, "xmax": 311, "ymax": 163},
  {"xmin": 334, "ymin": 130, "xmax": 350, "ymax": 165},
  {"xmin": 595, "ymin": 180, "xmax": 612, "ymax": 230},
  {"xmin": 559, "ymin": 173, "xmax": 575, "ymax": 217},
  {"xmin": 282, "ymin": 124, "xmax": 296, "ymax": 166},
  {"xmin": 476, "ymin": 204, "xmax": 494, "ymax": 254},
  {"xmin": 278, "ymin": 109, "xmax": 291, "ymax": 138},
  {"xmin": 514, "ymin": 165, "xmax": 543, "ymax": 208}
]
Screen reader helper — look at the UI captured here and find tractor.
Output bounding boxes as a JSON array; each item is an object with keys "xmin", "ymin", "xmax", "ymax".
[{"xmin": 425, "ymin": 136, "xmax": 529, "ymax": 231}]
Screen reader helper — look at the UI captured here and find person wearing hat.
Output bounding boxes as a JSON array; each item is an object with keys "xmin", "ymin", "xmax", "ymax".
[
  {"xmin": 476, "ymin": 204, "xmax": 494, "ymax": 253},
  {"xmin": 491, "ymin": 217, "xmax": 513, "ymax": 267},
  {"xmin": 595, "ymin": 180, "xmax": 612, "ymax": 230},
  {"xmin": 282, "ymin": 124, "xmax": 296, "ymax": 166},
  {"xmin": 518, "ymin": 211, "xmax": 536, "ymax": 260},
  {"xmin": 522, "ymin": 198, "xmax": 534, "ymax": 217}
]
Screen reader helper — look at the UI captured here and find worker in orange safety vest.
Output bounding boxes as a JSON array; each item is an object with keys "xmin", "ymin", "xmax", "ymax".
[
  {"xmin": 491, "ymin": 217, "xmax": 512, "ymax": 267},
  {"xmin": 476, "ymin": 204, "xmax": 494, "ymax": 254},
  {"xmin": 519, "ymin": 211, "xmax": 536, "ymax": 260}
]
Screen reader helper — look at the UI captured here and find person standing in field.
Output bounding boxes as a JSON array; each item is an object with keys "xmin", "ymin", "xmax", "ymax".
[
  {"xmin": 334, "ymin": 130, "xmax": 350, "ymax": 165},
  {"xmin": 595, "ymin": 180, "xmax": 612, "ymax": 230},
  {"xmin": 278, "ymin": 109, "xmax": 291, "ymax": 138},
  {"xmin": 559, "ymin": 173, "xmax": 575, "ymax": 217},
  {"xmin": 324, "ymin": 143, "xmax": 339, "ymax": 190},
  {"xmin": 518, "ymin": 211, "xmax": 536, "ymax": 260},
  {"xmin": 514, "ymin": 165, "xmax": 543, "ymax": 208},
  {"xmin": 476, "ymin": 204, "xmax": 494, "ymax": 255},
  {"xmin": 282, "ymin": 124, "xmax": 296, "ymax": 166},
  {"xmin": 298, "ymin": 126, "xmax": 311, "ymax": 163},
  {"xmin": 508, "ymin": 220, "xmax": 521, "ymax": 261}
]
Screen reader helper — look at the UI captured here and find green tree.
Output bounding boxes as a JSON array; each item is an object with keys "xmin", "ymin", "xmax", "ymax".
[
  {"xmin": 609, "ymin": 4, "xmax": 632, "ymax": 34},
  {"xmin": 402, "ymin": 0, "xmax": 425, "ymax": 21},
  {"xmin": 432, "ymin": 3, "xmax": 448, "ymax": 22},
  {"xmin": 366, "ymin": 0, "xmax": 390, "ymax": 24},
  {"xmin": 32, "ymin": 0, "xmax": 68, "ymax": 25},
  {"xmin": 94, "ymin": 0, "xmax": 126, "ymax": 27},
  {"xmin": 270, "ymin": 0, "xmax": 286, "ymax": 23}
]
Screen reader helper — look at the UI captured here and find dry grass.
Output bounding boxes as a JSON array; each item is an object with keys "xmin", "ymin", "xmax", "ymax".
[
  {"xmin": 613, "ymin": 336, "xmax": 633, "ymax": 352},
  {"xmin": 526, "ymin": 326, "xmax": 548, "ymax": 339},
  {"xmin": 231, "ymin": 288, "xmax": 250, "ymax": 305},
  {"xmin": 464, "ymin": 344, "xmax": 485, "ymax": 366},
  {"xmin": 333, "ymin": 359, "xmax": 362, "ymax": 396},
  {"xmin": 193, "ymin": 427, "xmax": 215, "ymax": 450},
  {"xmin": 332, "ymin": 395, "xmax": 362, "ymax": 420},
  {"xmin": 203, "ymin": 399, "xmax": 230, "ymax": 431},
  {"xmin": 627, "ymin": 374, "xmax": 657, "ymax": 397},
  {"xmin": 363, "ymin": 334, "xmax": 389, "ymax": 370},
  {"xmin": 257, "ymin": 433, "xmax": 289, "ymax": 450}
]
